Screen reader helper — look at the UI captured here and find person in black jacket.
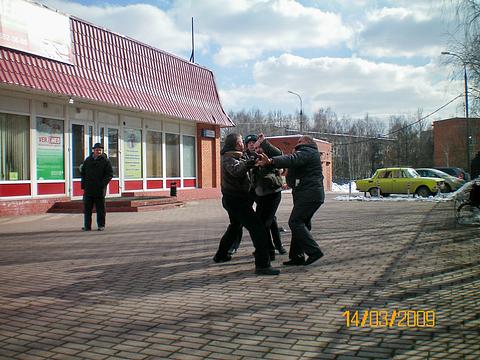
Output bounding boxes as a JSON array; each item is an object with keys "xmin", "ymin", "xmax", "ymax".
[
  {"xmin": 257, "ymin": 135, "xmax": 324, "ymax": 266},
  {"xmin": 214, "ymin": 133, "xmax": 280, "ymax": 276},
  {"xmin": 80, "ymin": 143, "xmax": 113, "ymax": 231},
  {"xmin": 227, "ymin": 134, "xmax": 286, "ymax": 258},
  {"xmin": 251, "ymin": 134, "xmax": 287, "ymax": 258}
]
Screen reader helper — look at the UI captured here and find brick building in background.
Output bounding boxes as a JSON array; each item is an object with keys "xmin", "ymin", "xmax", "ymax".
[
  {"xmin": 433, "ymin": 117, "xmax": 480, "ymax": 173},
  {"xmin": 0, "ymin": 0, "xmax": 233, "ymax": 215},
  {"xmin": 267, "ymin": 135, "xmax": 332, "ymax": 191}
]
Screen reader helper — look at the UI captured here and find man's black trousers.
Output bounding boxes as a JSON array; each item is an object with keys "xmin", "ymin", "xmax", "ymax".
[
  {"xmin": 288, "ymin": 197, "xmax": 323, "ymax": 260},
  {"xmin": 217, "ymin": 195, "xmax": 271, "ymax": 268},
  {"xmin": 255, "ymin": 191, "xmax": 282, "ymax": 252},
  {"xmin": 83, "ymin": 195, "xmax": 106, "ymax": 229}
]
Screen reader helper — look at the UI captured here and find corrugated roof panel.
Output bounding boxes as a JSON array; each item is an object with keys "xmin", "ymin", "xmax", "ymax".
[{"xmin": 0, "ymin": 16, "xmax": 233, "ymax": 127}]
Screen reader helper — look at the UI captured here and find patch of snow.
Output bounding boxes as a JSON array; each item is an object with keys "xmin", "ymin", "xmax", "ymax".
[
  {"xmin": 331, "ymin": 182, "xmax": 359, "ymax": 193},
  {"xmin": 334, "ymin": 194, "xmax": 451, "ymax": 202}
]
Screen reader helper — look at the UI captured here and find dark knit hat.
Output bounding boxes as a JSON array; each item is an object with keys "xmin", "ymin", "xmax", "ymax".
[{"xmin": 244, "ymin": 134, "xmax": 257, "ymax": 144}]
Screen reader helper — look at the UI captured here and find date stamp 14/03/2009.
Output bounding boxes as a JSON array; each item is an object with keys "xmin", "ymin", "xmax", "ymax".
[{"xmin": 342, "ymin": 309, "xmax": 436, "ymax": 328}]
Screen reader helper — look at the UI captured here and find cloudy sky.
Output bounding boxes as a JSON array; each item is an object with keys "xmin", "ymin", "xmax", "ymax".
[{"xmin": 38, "ymin": 0, "xmax": 465, "ymax": 123}]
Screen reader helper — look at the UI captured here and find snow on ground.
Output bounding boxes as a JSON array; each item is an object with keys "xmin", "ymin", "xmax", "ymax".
[
  {"xmin": 331, "ymin": 182, "xmax": 359, "ymax": 193},
  {"xmin": 331, "ymin": 181, "xmax": 474, "ymax": 203},
  {"xmin": 329, "ymin": 181, "xmax": 480, "ymax": 223}
]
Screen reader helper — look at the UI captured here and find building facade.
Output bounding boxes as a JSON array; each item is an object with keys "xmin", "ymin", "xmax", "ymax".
[
  {"xmin": 433, "ymin": 117, "xmax": 480, "ymax": 172},
  {"xmin": 0, "ymin": 1, "xmax": 233, "ymax": 215}
]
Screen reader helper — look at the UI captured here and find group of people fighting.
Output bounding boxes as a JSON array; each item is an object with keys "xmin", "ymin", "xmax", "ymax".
[
  {"xmin": 79, "ymin": 134, "xmax": 325, "ymax": 276},
  {"xmin": 214, "ymin": 133, "xmax": 325, "ymax": 275}
]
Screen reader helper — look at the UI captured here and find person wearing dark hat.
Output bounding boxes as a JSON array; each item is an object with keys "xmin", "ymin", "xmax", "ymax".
[
  {"xmin": 227, "ymin": 134, "xmax": 286, "ymax": 258},
  {"xmin": 214, "ymin": 133, "xmax": 280, "ymax": 275},
  {"xmin": 250, "ymin": 133, "xmax": 286, "ymax": 258},
  {"xmin": 257, "ymin": 135, "xmax": 324, "ymax": 266},
  {"xmin": 80, "ymin": 143, "xmax": 113, "ymax": 231}
]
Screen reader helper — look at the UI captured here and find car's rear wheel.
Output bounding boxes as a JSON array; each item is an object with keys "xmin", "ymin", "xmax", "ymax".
[
  {"xmin": 369, "ymin": 187, "xmax": 381, "ymax": 197},
  {"xmin": 416, "ymin": 186, "xmax": 431, "ymax": 197}
]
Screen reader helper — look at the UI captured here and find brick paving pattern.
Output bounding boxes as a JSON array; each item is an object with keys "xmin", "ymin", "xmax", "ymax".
[{"xmin": 0, "ymin": 194, "xmax": 479, "ymax": 359}]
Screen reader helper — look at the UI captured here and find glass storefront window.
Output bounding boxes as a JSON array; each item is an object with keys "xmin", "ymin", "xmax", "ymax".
[
  {"xmin": 0, "ymin": 113, "xmax": 30, "ymax": 181},
  {"xmin": 36, "ymin": 117, "xmax": 64, "ymax": 180},
  {"xmin": 108, "ymin": 128, "xmax": 119, "ymax": 177},
  {"xmin": 123, "ymin": 128, "xmax": 142, "ymax": 179},
  {"xmin": 166, "ymin": 133, "xmax": 180, "ymax": 177},
  {"xmin": 147, "ymin": 130, "xmax": 162, "ymax": 178},
  {"xmin": 183, "ymin": 135, "xmax": 196, "ymax": 177}
]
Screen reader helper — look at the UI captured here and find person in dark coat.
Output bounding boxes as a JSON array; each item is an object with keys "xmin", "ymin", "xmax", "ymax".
[
  {"xmin": 214, "ymin": 133, "xmax": 280, "ymax": 276},
  {"xmin": 251, "ymin": 133, "xmax": 287, "ymax": 257},
  {"xmin": 227, "ymin": 134, "xmax": 286, "ymax": 258},
  {"xmin": 471, "ymin": 151, "xmax": 480, "ymax": 179},
  {"xmin": 80, "ymin": 143, "xmax": 113, "ymax": 231},
  {"xmin": 257, "ymin": 135, "xmax": 324, "ymax": 266}
]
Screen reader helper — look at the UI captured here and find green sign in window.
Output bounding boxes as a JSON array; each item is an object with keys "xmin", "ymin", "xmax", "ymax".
[{"xmin": 36, "ymin": 118, "xmax": 64, "ymax": 180}]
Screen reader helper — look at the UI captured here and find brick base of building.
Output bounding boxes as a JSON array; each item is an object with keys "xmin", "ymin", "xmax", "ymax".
[
  {"xmin": 0, "ymin": 188, "xmax": 222, "ymax": 217},
  {"xmin": 0, "ymin": 197, "xmax": 70, "ymax": 217},
  {"xmin": 122, "ymin": 187, "xmax": 221, "ymax": 201}
]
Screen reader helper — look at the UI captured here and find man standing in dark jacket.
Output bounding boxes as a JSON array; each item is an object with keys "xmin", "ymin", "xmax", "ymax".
[
  {"xmin": 214, "ymin": 133, "xmax": 280, "ymax": 275},
  {"xmin": 258, "ymin": 135, "xmax": 324, "ymax": 266},
  {"xmin": 80, "ymin": 143, "xmax": 113, "ymax": 231}
]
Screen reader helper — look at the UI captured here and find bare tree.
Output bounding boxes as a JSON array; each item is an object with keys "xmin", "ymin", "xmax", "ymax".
[
  {"xmin": 223, "ymin": 107, "xmax": 433, "ymax": 182},
  {"xmin": 445, "ymin": 0, "xmax": 480, "ymax": 115}
]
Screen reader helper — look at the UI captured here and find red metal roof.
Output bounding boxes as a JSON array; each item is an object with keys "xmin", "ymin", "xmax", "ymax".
[{"xmin": 0, "ymin": 17, "xmax": 234, "ymax": 127}]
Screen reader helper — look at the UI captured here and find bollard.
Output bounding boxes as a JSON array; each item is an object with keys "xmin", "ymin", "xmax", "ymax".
[{"xmin": 170, "ymin": 181, "xmax": 177, "ymax": 197}]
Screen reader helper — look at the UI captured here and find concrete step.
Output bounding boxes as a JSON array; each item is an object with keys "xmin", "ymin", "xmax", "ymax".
[{"xmin": 48, "ymin": 196, "xmax": 184, "ymax": 213}]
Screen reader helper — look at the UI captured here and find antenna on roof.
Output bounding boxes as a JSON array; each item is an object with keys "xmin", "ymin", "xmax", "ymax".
[{"xmin": 189, "ymin": 17, "xmax": 195, "ymax": 63}]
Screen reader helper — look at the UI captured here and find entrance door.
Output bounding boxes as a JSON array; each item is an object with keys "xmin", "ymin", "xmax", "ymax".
[
  {"xmin": 71, "ymin": 122, "xmax": 94, "ymax": 197},
  {"xmin": 99, "ymin": 125, "xmax": 120, "ymax": 196}
]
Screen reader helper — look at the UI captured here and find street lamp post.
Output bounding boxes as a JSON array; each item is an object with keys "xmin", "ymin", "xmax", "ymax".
[
  {"xmin": 288, "ymin": 90, "xmax": 303, "ymax": 134},
  {"xmin": 441, "ymin": 51, "xmax": 471, "ymax": 172}
]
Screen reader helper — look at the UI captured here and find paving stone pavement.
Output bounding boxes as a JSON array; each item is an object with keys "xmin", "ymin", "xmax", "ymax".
[{"xmin": 0, "ymin": 193, "xmax": 479, "ymax": 360}]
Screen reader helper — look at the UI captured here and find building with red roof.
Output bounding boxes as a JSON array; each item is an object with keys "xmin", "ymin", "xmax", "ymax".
[{"xmin": 0, "ymin": 0, "xmax": 233, "ymax": 215}]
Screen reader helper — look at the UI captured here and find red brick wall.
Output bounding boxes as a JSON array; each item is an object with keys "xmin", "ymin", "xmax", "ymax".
[
  {"xmin": 433, "ymin": 117, "xmax": 480, "ymax": 170},
  {"xmin": 267, "ymin": 136, "xmax": 333, "ymax": 191}
]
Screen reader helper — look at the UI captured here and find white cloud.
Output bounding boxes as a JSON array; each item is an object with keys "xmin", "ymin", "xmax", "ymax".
[
  {"xmin": 170, "ymin": 0, "xmax": 353, "ymax": 65},
  {"xmin": 220, "ymin": 54, "xmax": 462, "ymax": 119},
  {"xmin": 353, "ymin": 3, "xmax": 449, "ymax": 58},
  {"xmin": 39, "ymin": 0, "xmax": 203, "ymax": 55},
  {"xmin": 35, "ymin": 0, "xmax": 462, "ymax": 120}
]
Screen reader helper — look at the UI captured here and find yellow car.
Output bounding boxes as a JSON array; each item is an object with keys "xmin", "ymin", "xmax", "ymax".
[{"xmin": 355, "ymin": 167, "xmax": 445, "ymax": 197}]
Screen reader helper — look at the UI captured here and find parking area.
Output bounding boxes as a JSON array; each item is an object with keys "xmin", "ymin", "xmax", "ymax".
[{"xmin": 0, "ymin": 193, "xmax": 479, "ymax": 359}]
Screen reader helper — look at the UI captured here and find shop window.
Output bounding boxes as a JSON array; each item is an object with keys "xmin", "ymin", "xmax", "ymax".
[
  {"xmin": 124, "ymin": 128, "xmax": 142, "ymax": 179},
  {"xmin": 0, "ymin": 113, "xmax": 30, "ymax": 181},
  {"xmin": 147, "ymin": 130, "xmax": 162, "ymax": 178},
  {"xmin": 108, "ymin": 128, "xmax": 119, "ymax": 177},
  {"xmin": 166, "ymin": 133, "xmax": 180, "ymax": 177},
  {"xmin": 36, "ymin": 117, "xmax": 64, "ymax": 180},
  {"xmin": 183, "ymin": 135, "xmax": 196, "ymax": 177}
]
